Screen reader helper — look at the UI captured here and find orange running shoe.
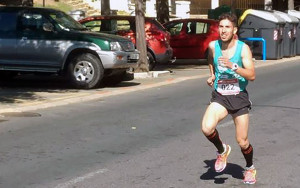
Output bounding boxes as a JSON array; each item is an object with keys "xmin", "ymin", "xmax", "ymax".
[
  {"xmin": 243, "ymin": 166, "xmax": 256, "ymax": 184},
  {"xmin": 214, "ymin": 144, "xmax": 231, "ymax": 172}
]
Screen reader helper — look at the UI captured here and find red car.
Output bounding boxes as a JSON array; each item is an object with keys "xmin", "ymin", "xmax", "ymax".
[
  {"xmin": 79, "ymin": 15, "xmax": 174, "ymax": 70},
  {"xmin": 164, "ymin": 18, "xmax": 219, "ymax": 59}
]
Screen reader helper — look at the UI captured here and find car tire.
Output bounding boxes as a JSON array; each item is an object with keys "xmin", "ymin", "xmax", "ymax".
[
  {"xmin": 147, "ymin": 52, "xmax": 156, "ymax": 71},
  {"xmin": 68, "ymin": 53, "xmax": 104, "ymax": 89}
]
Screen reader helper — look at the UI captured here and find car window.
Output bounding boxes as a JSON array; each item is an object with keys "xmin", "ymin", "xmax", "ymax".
[
  {"xmin": 83, "ymin": 19, "xmax": 132, "ymax": 34},
  {"xmin": 83, "ymin": 20, "xmax": 101, "ymax": 32},
  {"xmin": 116, "ymin": 20, "xmax": 131, "ymax": 31},
  {"xmin": 49, "ymin": 11, "xmax": 86, "ymax": 31},
  {"xmin": 0, "ymin": 12, "xmax": 17, "ymax": 32},
  {"xmin": 165, "ymin": 22, "xmax": 183, "ymax": 36},
  {"xmin": 20, "ymin": 13, "xmax": 49, "ymax": 32},
  {"xmin": 187, "ymin": 21, "xmax": 209, "ymax": 34}
]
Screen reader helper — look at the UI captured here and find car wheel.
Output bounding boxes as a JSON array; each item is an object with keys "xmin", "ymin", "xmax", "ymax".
[
  {"xmin": 68, "ymin": 53, "xmax": 104, "ymax": 89},
  {"xmin": 147, "ymin": 52, "xmax": 156, "ymax": 71}
]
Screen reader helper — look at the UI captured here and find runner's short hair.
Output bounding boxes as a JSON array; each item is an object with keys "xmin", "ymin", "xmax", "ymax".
[{"xmin": 218, "ymin": 13, "xmax": 237, "ymax": 27}]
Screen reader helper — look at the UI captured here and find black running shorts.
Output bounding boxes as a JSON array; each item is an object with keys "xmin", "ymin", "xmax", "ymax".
[{"xmin": 210, "ymin": 90, "xmax": 252, "ymax": 117}]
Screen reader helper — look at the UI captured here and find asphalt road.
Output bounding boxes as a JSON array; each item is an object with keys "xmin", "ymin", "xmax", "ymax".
[{"xmin": 0, "ymin": 60, "xmax": 299, "ymax": 188}]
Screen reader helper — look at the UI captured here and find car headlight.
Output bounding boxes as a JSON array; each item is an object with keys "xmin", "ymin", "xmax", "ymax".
[{"xmin": 110, "ymin": 42, "xmax": 122, "ymax": 51}]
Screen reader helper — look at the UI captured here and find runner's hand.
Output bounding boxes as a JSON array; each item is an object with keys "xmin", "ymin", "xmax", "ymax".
[
  {"xmin": 207, "ymin": 75, "xmax": 215, "ymax": 87},
  {"xmin": 218, "ymin": 56, "xmax": 232, "ymax": 68}
]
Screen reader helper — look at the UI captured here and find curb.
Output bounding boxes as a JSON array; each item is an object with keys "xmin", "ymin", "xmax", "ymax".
[{"xmin": 134, "ymin": 71, "xmax": 171, "ymax": 79}]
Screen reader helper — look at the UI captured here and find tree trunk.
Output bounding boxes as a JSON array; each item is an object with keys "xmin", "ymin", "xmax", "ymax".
[
  {"xmin": 156, "ymin": 0, "xmax": 169, "ymax": 24},
  {"xmin": 22, "ymin": 0, "xmax": 33, "ymax": 6},
  {"xmin": 288, "ymin": 0, "xmax": 294, "ymax": 10},
  {"xmin": 101, "ymin": 0, "xmax": 111, "ymax": 15},
  {"xmin": 273, "ymin": 0, "xmax": 288, "ymax": 11},
  {"xmin": 230, "ymin": 0, "xmax": 236, "ymax": 16},
  {"xmin": 135, "ymin": 0, "xmax": 148, "ymax": 72}
]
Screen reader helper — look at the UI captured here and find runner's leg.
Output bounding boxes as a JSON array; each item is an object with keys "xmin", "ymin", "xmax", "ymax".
[
  {"xmin": 202, "ymin": 102, "xmax": 228, "ymax": 153},
  {"xmin": 233, "ymin": 113, "xmax": 256, "ymax": 184},
  {"xmin": 233, "ymin": 114, "xmax": 253, "ymax": 167}
]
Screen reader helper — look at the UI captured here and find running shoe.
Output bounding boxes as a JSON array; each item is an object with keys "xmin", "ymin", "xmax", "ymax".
[
  {"xmin": 215, "ymin": 144, "xmax": 231, "ymax": 172},
  {"xmin": 243, "ymin": 166, "xmax": 257, "ymax": 184}
]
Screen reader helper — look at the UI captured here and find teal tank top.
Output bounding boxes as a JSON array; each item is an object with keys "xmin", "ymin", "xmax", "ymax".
[{"xmin": 213, "ymin": 40, "xmax": 248, "ymax": 93}]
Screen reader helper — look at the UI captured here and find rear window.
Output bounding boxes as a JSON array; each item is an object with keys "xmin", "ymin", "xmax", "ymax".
[
  {"xmin": 83, "ymin": 20, "xmax": 101, "ymax": 32},
  {"xmin": 0, "ymin": 12, "xmax": 17, "ymax": 32},
  {"xmin": 116, "ymin": 20, "xmax": 131, "ymax": 31},
  {"xmin": 187, "ymin": 21, "xmax": 210, "ymax": 34},
  {"xmin": 165, "ymin": 22, "xmax": 183, "ymax": 35},
  {"xmin": 83, "ymin": 19, "xmax": 132, "ymax": 33}
]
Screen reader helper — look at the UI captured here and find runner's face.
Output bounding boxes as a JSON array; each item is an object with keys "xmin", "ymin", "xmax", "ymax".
[{"xmin": 218, "ymin": 19, "xmax": 237, "ymax": 42}]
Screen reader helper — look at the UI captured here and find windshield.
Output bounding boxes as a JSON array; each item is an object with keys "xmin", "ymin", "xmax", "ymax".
[{"xmin": 49, "ymin": 12, "xmax": 86, "ymax": 31}]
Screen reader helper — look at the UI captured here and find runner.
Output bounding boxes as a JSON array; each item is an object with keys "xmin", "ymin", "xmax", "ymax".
[{"xmin": 201, "ymin": 13, "xmax": 256, "ymax": 184}]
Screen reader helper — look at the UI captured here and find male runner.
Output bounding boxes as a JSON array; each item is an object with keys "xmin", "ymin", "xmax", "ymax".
[{"xmin": 201, "ymin": 13, "xmax": 256, "ymax": 184}]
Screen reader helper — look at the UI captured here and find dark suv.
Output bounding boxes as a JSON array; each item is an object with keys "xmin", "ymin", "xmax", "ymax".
[
  {"xmin": 0, "ymin": 7, "xmax": 139, "ymax": 89},
  {"xmin": 79, "ymin": 15, "xmax": 174, "ymax": 70}
]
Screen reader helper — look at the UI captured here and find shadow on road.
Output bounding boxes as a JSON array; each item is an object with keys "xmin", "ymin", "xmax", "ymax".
[
  {"xmin": 0, "ymin": 75, "xmax": 78, "ymax": 103},
  {"xmin": 200, "ymin": 159, "xmax": 244, "ymax": 184},
  {"xmin": 153, "ymin": 59, "xmax": 208, "ymax": 71},
  {"xmin": 0, "ymin": 74, "xmax": 140, "ymax": 104}
]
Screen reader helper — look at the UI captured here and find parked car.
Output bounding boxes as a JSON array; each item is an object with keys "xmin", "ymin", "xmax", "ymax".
[
  {"xmin": 79, "ymin": 15, "xmax": 174, "ymax": 70},
  {"xmin": 0, "ymin": 7, "xmax": 139, "ymax": 89},
  {"xmin": 164, "ymin": 18, "xmax": 219, "ymax": 59}
]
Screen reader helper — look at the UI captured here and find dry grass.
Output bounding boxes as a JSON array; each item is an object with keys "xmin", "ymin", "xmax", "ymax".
[
  {"xmin": 34, "ymin": 0, "xmax": 57, "ymax": 6},
  {"xmin": 33, "ymin": 0, "xmax": 72, "ymax": 12}
]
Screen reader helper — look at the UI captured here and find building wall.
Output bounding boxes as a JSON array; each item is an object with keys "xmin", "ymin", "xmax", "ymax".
[{"xmin": 190, "ymin": 0, "xmax": 265, "ymax": 15}]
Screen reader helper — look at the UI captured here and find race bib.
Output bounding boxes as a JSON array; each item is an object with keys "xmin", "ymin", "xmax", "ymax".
[{"xmin": 217, "ymin": 79, "xmax": 240, "ymax": 95}]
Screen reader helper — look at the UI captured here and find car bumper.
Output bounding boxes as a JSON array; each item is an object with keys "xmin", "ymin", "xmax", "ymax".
[{"xmin": 98, "ymin": 50, "xmax": 139, "ymax": 69}]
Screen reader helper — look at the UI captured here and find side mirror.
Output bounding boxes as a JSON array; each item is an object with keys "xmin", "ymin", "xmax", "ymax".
[{"xmin": 43, "ymin": 23, "xmax": 54, "ymax": 32}]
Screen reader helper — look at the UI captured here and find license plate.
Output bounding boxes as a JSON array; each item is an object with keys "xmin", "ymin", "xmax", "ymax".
[{"xmin": 129, "ymin": 53, "xmax": 139, "ymax": 59}]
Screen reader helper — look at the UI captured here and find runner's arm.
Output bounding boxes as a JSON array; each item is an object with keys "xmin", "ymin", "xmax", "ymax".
[
  {"xmin": 233, "ymin": 44, "xmax": 256, "ymax": 81},
  {"xmin": 207, "ymin": 41, "xmax": 216, "ymax": 87}
]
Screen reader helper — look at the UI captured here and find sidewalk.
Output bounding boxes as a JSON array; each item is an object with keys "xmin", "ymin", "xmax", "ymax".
[{"xmin": 0, "ymin": 57, "xmax": 298, "ymax": 114}]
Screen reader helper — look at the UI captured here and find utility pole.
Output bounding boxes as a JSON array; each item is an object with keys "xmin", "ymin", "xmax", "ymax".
[{"xmin": 135, "ymin": 0, "xmax": 148, "ymax": 72}]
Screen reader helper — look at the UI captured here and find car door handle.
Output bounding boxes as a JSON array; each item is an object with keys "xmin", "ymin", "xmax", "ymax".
[{"xmin": 21, "ymin": 37, "xmax": 28, "ymax": 41}]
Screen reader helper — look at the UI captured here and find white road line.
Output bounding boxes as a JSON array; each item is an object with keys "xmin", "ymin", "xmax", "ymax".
[
  {"xmin": 54, "ymin": 168, "xmax": 108, "ymax": 188},
  {"xmin": 218, "ymin": 120, "xmax": 234, "ymax": 128},
  {"xmin": 218, "ymin": 114, "xmax": 253, "ymax": 128}
]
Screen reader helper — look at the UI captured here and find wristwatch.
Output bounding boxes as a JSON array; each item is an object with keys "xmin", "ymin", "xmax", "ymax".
[{"xmin": 231, "ymin": 63, "xmax": 238, "ymax": 71}]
